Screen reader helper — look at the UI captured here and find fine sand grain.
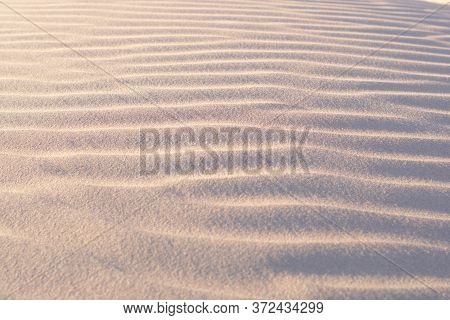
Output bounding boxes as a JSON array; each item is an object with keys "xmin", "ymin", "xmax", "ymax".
[{"xmin": 0, "ymin": 0, "xmax": 449, "ymax": 299}]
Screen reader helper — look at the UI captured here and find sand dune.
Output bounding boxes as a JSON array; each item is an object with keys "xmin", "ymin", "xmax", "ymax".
[{"xmin": 0, "ymin": 0, "xmax": 449, "ymax": 299}]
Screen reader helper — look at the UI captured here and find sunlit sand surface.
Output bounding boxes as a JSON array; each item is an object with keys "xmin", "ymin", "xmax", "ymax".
[{"xmin": 0, "ymin": 0, "xmax": 449, "ymax": 299}]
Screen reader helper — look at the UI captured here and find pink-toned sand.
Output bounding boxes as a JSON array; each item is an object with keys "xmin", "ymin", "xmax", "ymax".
[{"xmin": 0, "ymin": 0, "xmax": 449, "ymax": 299}]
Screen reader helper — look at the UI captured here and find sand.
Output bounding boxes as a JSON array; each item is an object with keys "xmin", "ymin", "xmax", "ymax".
[{"xmin": 0, "ymin": 0, "xmax": 449, "ymax": 299}]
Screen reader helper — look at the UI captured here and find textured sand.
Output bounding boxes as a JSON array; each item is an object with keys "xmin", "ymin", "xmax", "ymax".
[{"xmin": 0, "ymin": 0, "xmax": 449, "ymax": 299}]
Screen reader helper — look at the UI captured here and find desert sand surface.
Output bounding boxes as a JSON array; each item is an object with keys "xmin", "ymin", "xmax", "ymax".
[{"xmin": 0, "ymin": 0, "xmax": 449, "ymax": 299}]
